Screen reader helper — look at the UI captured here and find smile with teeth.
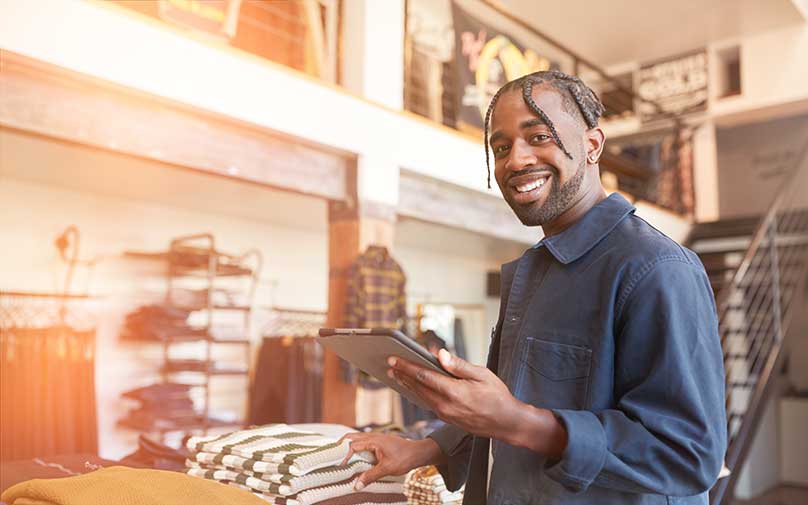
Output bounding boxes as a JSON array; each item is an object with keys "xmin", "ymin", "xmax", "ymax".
[{"xmin": 515, "ymin": 177, "xmax": 548, "ymax": 193}]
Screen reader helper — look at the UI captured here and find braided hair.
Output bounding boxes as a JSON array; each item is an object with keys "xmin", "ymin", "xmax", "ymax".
[{"xmin": 483, "ymin": 70, "xmax": 605, "ymax": 188}]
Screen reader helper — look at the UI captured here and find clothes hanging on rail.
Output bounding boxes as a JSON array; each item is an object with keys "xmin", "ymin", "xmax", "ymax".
[
  {"xmin": 249, "ymin": 336, "xmax": 323, "ymax": 425},
  {"xmin": 343, "ymin": 245, "xmax": 407, "ymax": 389},
  {"xmin": 344, "ymin": 246, "xmax": 407, "ymax": 331},
  {"xmin": 0, "ymin": 326, "xmax": 98, "ymax": 461}
]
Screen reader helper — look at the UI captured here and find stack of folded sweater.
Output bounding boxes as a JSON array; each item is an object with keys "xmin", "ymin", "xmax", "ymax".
[
  {"xmin": 404, "ymin": 466, "xmax": 463, "ymax": 505},
  {"xmin": 185, "ymin": 424, "xmax": 407, "ymax": 505}
]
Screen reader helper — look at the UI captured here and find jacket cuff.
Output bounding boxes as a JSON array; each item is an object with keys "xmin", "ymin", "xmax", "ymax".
[
  {"xmin": 545, "ymin": 409, "xmax": 607, "ymax": 493},
  {"xmin": 427, "ymin": 425, "xmax": 472, "ymax": 491}
]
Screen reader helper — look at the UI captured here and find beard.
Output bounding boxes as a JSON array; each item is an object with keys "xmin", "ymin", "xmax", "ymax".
[{"xmin": 505, "ymin": 160, "xmax": 587, "ymax": 226}]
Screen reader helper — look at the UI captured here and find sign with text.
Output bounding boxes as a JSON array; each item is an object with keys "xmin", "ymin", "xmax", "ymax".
[
  {"xmin": 452, "ymin": 3, "xmax": 558, "ymax": 132},
  {"xmin": 637, "ymin": 50, "xmax": 708, "ymax": 122}
]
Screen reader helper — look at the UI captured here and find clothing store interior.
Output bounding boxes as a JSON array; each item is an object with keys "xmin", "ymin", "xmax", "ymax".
[{"xmin": 1, "ymin": 0, "xmax": 807, "ymax": 504}]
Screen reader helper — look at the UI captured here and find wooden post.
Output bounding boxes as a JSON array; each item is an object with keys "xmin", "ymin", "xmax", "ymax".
[{"xmin": 322, "ymin": 167, "xmax": 396, "ymax": 425}]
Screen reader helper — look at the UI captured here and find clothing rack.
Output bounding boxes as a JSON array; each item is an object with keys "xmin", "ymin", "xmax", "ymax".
[{"xmin": 121, "ymin": 234, "xmax": 262, "ymax": 438}]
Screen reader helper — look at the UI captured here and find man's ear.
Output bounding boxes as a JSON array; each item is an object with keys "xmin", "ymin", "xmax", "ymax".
[{"xmin": 585, "ymin": 127, "xmax": 606, "ymax": 164}]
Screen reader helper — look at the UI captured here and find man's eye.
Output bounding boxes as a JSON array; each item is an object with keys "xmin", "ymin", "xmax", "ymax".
[
  {"xmin": 493, "ymin": 145, "xmax": 510, "ymax": 155},
  {"xmin": 530, "ymin": 134, "xmax": 550, "ymax": 143}
]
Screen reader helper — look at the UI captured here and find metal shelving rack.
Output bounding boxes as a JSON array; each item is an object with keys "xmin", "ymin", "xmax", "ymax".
[{"xmin": 157, "ymin": 233, "xmax": 262, "ymax": 435}]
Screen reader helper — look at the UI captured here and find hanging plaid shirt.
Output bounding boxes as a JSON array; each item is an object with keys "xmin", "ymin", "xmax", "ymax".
[{"xmin": 344, "ymin": 246, "xmax": 406, "ymax": 330}]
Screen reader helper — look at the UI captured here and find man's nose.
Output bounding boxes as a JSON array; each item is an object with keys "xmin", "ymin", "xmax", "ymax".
[{"xmin": 505, "ymin": 140, "xmax": 538, "ymax": 172}]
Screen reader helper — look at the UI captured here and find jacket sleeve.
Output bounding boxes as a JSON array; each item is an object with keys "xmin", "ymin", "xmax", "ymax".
[
  {"xmin": 427, "ymin": 423, "xmax": 473, "ymax": 491},
  {"xmin": 544, "ymin": 258, "xmax": 727, "ymax": 496}
]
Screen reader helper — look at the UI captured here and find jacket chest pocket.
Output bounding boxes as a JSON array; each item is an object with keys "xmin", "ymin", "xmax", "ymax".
[{"xmin": 514, "ymin": 337, "xmax": 592, "ymax": 410}]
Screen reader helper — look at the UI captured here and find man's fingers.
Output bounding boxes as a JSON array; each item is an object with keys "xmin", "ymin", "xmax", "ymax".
[
  {"xmin": 438, "ymin": 348, "xmax": 486, "ymax": 380},
  {"xmin": 339, "ymin": 433, "xmax": 365, "ymax": 465},
  {"xmin": 340, "ymin": 434, "xmax": 379, "ymax": 465},
  {"xmin": 395, "ymin": 371, "xmax": 449, "ymax": 414},
  {"xmin": 354, "ymin": 463, "xmax": 393, "ymax": 491},
  {"xmin": 390, "ymin": 357, "xmax": 451, "ymax": 393}
]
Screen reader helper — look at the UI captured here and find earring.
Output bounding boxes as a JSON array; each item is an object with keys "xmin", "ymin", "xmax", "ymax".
[{"xmin": 588, "ymin": 155, "xmax": 598, "ymax": 163}]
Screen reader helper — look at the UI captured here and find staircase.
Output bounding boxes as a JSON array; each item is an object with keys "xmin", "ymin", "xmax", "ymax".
[{"xmin": 686, "ymin": 154, "xmax": 808, "ymax": 505}]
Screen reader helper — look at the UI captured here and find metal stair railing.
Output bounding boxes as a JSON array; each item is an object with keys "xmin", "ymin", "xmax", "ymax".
[{"xmin": 710, "ymin": 143, "xmax": 808, "ymax": 505}]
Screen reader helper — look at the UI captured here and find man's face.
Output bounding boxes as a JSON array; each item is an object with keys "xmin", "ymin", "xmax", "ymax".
[{"xmin": 489, "ymin": 86, "xmax": 588, "ymax": 226}]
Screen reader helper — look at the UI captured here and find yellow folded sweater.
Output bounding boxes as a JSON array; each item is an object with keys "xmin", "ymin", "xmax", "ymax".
[{"xmin": 1, "ymin": 465, "xmax": 266, "ymax": 505}]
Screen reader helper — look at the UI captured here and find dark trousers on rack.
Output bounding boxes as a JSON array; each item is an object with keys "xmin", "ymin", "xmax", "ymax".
[{"xmin": 249, "ymin": 337, "xmax": 323, "ymax": 425}]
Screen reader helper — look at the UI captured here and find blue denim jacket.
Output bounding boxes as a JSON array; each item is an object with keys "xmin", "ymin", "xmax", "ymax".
[{"xmin": 429, "ymin": 194, "xmax": 727, "ymax": 505}]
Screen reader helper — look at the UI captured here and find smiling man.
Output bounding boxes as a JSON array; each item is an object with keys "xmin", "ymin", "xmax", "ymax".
[{"xmin": 342, "ymin": 70, "xmax": 727, "ymax": 505}]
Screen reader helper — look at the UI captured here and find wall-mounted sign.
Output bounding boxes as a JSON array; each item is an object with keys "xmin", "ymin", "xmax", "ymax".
[
  {"xmin": 637, "ymin": 49, "xmax": 708, "ymax": 122},
  {"xmin": 158, "ymin": 0, "xmax": 242, "ymax": 40},
  {"xmin": 452, "ymin": 3, "xmax": 558, "ymax": 132}
]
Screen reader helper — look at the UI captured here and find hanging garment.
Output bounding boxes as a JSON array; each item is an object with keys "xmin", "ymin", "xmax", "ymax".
[
  {"xmin": 343, "ymin": 245, "xmax": 408, "ymax": 398},
  {"xmin": 452, "ymin": 318, "xmax": 467, "ymax": 361},
  {"xmin": 249, "ymin": 337, "xmax": 323, "ymax": 425},
  {"xmin": 344, "ymin": 246, "xmax": 407, "ymax": 331},
  {"xmin": 0, "ymin": 326, "xmax": 97, "ymax": 461}
]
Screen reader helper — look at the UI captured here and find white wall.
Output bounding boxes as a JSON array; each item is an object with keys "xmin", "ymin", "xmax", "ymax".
[
  {"xmin": 341, "ymin": 0, "xmax": 405, "ymax": 110},
  {"xmin": 692, "ymin": 123, "xmax": 721, "ymax": 223},
  {"xmin": 780, "ymin": 397, "xmax": 808, "ymax": 486},
  {"xmin": 715, "ymin": 113, "xmax": 808, "ymax": 219},
  {"xmin": 735, "ymin": 395, "xmax": 782, "ymax": 499}
]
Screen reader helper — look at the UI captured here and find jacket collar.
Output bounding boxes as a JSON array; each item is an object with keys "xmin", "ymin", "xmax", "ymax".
[{"xmin": 535, "ymin": 192, "xmax": 635, "ymax": 265}]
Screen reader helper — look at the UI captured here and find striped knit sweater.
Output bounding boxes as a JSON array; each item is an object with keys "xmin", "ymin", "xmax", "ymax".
[
  {"xmin": 187, "ymin": 424, "xmax": 374, "ymax": 476},
  {"xmin": 186, "ymin": 459, "xmax": 374, "ymax": 496},
  {"xmin": 229, "ymin": 477, "xmax": 405, "ymax": 505},
  {"xmin": 404, "ymin": 466, "xmax": 463, "ymax": 505},
  {"xmin": 185, "ymin": 424, "xmax": 406, "ymax": 505}
]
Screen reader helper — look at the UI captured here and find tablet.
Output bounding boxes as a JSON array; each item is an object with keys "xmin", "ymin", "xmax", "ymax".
[{"xmin": 318, "ymin": 328, "xmax": 455, "ymax": 409}]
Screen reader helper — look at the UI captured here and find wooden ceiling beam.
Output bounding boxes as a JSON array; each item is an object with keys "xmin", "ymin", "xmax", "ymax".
[{"xmin": 0, "ymin": 50, "xmax": 349, "ymax": 201}]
